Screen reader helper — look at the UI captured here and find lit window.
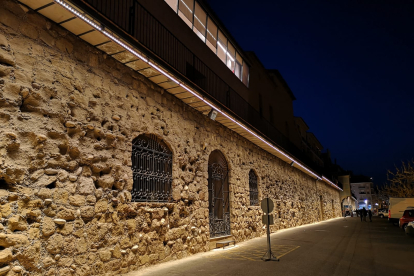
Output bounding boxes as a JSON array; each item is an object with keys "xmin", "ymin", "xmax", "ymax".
[
  {"xmin": 206, "ymin": 17, "xmax": 217, "ymax": 53},
  {"xmin": 227, "ymin": 43, "xmax": 235, "ymax": 72},
  {"xmin": 178, "ymin": 0, "xmax": 194, "ymax": 28},
  {"xmin": 235, "ymin": 52, "xmax": 242, "ymax": 79},
  {"xmin": 165, "ymin": 0, "xmax": 178, "ymax": 12},
  {"xmin": 217, "ymin": 30, "xmax": 227, "ymax": 64},
  {"xmin": 242, "ymin": 61, "xmax": 249, "ymax": 87},
  {"xmin": 193, "ymin": 2, "xmax": 207, "ymax": 42}
]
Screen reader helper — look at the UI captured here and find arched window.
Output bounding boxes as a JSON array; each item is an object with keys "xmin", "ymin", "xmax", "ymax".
[
  {"xmin": 131, "ymin": 134, "xmax": 172, "ymax": 202},
  {"xmin": 249, "ymin": 170, "xmax": 259, "ymax": 206}
]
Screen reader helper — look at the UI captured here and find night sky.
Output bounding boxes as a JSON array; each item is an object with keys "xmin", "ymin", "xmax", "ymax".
[{"xmin": 205, "ymin": 0, "xmax": 414, "ymax": 187}]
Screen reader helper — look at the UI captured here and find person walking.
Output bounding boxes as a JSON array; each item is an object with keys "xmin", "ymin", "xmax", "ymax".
[
  {"xmin": 362, "ymin": 207, "xmax": 367, "ymax": 222},
  {"xmin": 368, "ymin": 210, "xmax": 372, "ymax": 222},
  {"xmin": 360, "ymin": 209, "xmax": 363, "ymax": 222}
]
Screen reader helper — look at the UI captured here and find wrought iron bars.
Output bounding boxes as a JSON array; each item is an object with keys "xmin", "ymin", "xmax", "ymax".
[
  {"xmin": 249, "ymin": 169, "xmax": 259, "ymax": 206},
  {"xmin": 131, "ymin": 134, "xmax": 172, "ymax": 202}
]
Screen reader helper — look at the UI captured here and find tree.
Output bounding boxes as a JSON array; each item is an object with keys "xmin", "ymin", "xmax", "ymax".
[{"xmin": 381, "ymin": 160, "xmax": 414, "ymax": 198}]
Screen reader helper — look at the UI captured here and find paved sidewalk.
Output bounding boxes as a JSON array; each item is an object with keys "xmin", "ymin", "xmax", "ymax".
[{"xmin": 124, "ymin": 217, "xmax": 414, "ymax": 276}]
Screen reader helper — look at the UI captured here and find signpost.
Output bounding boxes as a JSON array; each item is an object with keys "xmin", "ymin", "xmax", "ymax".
[{"xmin": 261, "ymin": 198, "xmax": 279, "ymax": 261}]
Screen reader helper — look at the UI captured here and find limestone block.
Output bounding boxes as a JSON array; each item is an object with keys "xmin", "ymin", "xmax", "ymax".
[
  {"xmin": 69, "ymin": 195, "xmax": 86, "ymax": 207},
  {"xmin": 0, "ymin": 49, "xmax": 15, "ymax": 67},
  {"xmin": 0, "ymin": 266, "xmax": 10, "ymax": 276},
  {"xmin": 86, "ymin": 195, "xmax": 96, "ymax": 204},
  {"xmin": 37, "ymin": 188, "xmax": 52, "ymax": 199},
  {"xmin": 0, "ymin": 248, "xmax": 12, "ymax": 264},
  {"xmin": 12, "ymin": 266, "xmax": 23, "ymax": 273},
  {"xmin": 77, "ymin": 237, "xmax": 88, "ymax": 254},
  {"xmin": 46, "ymin": 234, "xmax": 64, "ymax": 254},
  {"xmin": 43, "ymin": 257, "xmax": 55, "ymax": 268},
  {"xmin": 0, "ymin": 204, "xmax": 11, "ymax": 218},
  {"xmin": 94, "ymin": 199, "xmax": 108, "ymax": 213},
  {"xmin": 97, "ymin": 175, "xmax": 115, "ymax": 189},
  {"xmin": 0, "ymin": 233, "xmax": 29, "ymax": 248},
  {"xmin": 56, "ymin": 207, "xmax": 75, "ymax": 221},
  {"xmin": 78, "ymin": 177, "xmax": 95, "ymax": 195},
  {"xmin": 35, "ymin": 175, "xmax": 57, "ymax": 188},
  {"xmin": 28, "ymin": 228, "xmax": 40, "ymax": 240},
  {"xmin": 30, "ymin": 170, "xmax": 44, "ymax": 181},
  {"xmin": 80, "ymin": 206, "xmax": 94, "ymax": 219},
  {"xmin": 98, "ymin": 249, "xmax": 111, "ymax": 262},
  {"xmin": 8, "ymin": 215, "xmax": 28, "ymax": 231},
  {"xmin": 53, "ymin": 189, "xmax": 69, "ymax": 205},
  {"xmin": 16, "ymin": 241, "xmax": 41, "ymax": 270},
  {"xmin": 42, "ymin": 217, "xmax": 56, "ymax": 237}
]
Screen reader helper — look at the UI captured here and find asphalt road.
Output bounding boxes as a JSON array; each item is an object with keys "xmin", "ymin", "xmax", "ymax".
[{"xmin": 124, "ymin": 217, "xmax": 414, "ymax": 276}]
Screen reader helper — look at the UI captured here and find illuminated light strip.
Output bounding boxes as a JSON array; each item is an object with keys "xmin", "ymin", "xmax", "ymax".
[
  {"xmin": 322, "ymin": 176, "xmax": 343, "ymax": 191},
  {"xmin": 54, "ymin": 0, "xmax": 148, "ymax": 62},
  {"xmin": 148, "ymin": 62, "xmax": 179, "ymax": 84},
  {"xmin": 206, "ymin": 29, "xmax": 217, "ymax": 41},
  {"xmin": 194, "ymin": 15, "xmax": 206, "ymax": 29},
  {"xmin": 102, "ymin": 31, "xmax": 148, "ymax": 62},
  {"xmin": 180, "ymin": 0, "xmax": 193, "ymax": 13},
  {"xmin": 55, "ymin": 0, "xmax": 101, "ymax": 31},
  {"xmin": 217, "ymin": 41, "xmax": 235, "ymax": 62},
  {"xmin": 55, "ymin": 0, "xmax": 342, "ymax": 191}
]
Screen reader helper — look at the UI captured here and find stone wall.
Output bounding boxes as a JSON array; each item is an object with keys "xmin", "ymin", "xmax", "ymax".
[{"xmin": 0, "ymin": 1, "xmax": 341, "ymax": 275}]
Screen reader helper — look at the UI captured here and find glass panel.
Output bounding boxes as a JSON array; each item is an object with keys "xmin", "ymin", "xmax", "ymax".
[
  {"xmin": 193, "ymin": 2, "xmax": 206, "ymax": 42},
  {"xmin": 165, "ymin": 0, "xmax": 178, "ymax": 12},
  {"xmin": 206, "ymin": 17, "xmax": 217, "ymax": 53},
  {"xmin": 242, "ymin": 61, "xmax": 249, "ymax": 87},
  {"xmin": 235, "ymin": 52, "xmax": 242, "ymax": 79},
  {"xmin": 217, "ymin": 30, "xmax": 227, "ymax": 64},
  {"xmin": 227, "ymin": 43, "xmax": 235, "ymax": 72},
  {"xmin": 235, "ymin": 61, "xmax": 242, "ymax": 79},
  {"xmin": 178, "ymin": 0, "xmax": 194, "ymax": 28}
]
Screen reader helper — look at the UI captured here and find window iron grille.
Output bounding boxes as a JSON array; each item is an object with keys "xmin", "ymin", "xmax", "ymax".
[
  {"xmin": 249, "ymin": 170, "xmax": 259, "ymax": 206},
  {"xmin": 131, "ymin": 134, "xmax": 172, "ymax": 202}
]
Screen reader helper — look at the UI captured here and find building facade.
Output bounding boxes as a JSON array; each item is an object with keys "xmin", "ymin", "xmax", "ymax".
[
  {"xmin": 0, "ymin": 0, "xmax": 342, "ymax": 275},
  {"xmin": 351, "ymin": 177, "xmax": 374, "ymax": 210}
]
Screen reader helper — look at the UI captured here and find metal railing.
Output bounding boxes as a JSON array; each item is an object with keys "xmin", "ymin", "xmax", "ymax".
[{"xmin": 73, "ymin": 0, "xmax": 325, "ymax": 175}]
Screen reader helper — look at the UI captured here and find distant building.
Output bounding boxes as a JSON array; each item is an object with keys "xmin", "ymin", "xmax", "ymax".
[
  {"xmin": 351, "ymin": 175, "xmax": 374, "ymax": 210},
  {"xmin": 338, "ymin": 174, "xmax": 357, "ymax": 215}
]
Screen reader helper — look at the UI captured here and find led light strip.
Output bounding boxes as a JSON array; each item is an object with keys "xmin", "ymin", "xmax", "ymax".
[
  {"xmin": 55, "ymin": 0, "xmax": 148, "ymax": 63},
  {"xmin": 54, "ymin": 0, "xmax": 342, "ymax": 191},
  {"xmin": 322, "ymin": 176, "xmax": 343, "ymax": 191}
]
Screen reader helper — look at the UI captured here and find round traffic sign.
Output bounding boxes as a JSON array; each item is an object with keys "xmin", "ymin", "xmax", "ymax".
[{"xmin": 261, "ymin": 198, "xmax": 274, "ymax": 213}]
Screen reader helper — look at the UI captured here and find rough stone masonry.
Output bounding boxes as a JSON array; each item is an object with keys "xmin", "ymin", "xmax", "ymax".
[{"xmin": 0, "ymin": 1, "xmax": 341, "ymax": 275}]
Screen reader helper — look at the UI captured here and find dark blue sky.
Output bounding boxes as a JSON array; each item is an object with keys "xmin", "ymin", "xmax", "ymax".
[{"xmin": 206, "ymin": 0, "xmax": 414, "ymax": 186}]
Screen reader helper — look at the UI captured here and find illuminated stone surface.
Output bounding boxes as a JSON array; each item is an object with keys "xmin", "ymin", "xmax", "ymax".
[{"xmin": 0, "ymin": 0, "xmax": 341, "ymax": 275}]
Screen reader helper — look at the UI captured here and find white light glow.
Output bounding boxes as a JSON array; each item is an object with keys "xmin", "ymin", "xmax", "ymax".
[
  {"xmin": 55, "ymin": 0, "xmax": 148, "ymax": 63},
  {"xmin": 55, "ymin": 0, "xmax": 101, "ymax": 31},
  {"xmin": 149, "ymin": 62, "xmax": 179, "ymax": 84},
  {"xmin": 180, "ymin": 0, "xmax": 193, "ymax": 13},
  {"xmin": 102, "ymin": 31, "xmax": 148, "ymax": 62}
]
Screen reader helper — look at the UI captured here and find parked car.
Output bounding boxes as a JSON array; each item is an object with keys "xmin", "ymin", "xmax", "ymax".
[
  {"xmin": 378, "ymin": 209, "xmax": 388, "ymax": 218},
  {"xmin": 405, "ymin": 221, "xmax": 414, "ymax": 235},
  {"xmin": 399, "ymin": 208, "xmax": 414, "ymax": 230}
]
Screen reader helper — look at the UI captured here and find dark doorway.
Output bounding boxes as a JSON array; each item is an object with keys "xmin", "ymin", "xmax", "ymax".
[{"xmin": 208, "ymin": 150, "xmax": 230, "ymax": 238}]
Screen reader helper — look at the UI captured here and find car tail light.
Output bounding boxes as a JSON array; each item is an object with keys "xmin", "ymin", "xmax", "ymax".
[{"xmin": 388, "ymin": 210, "xmax": 391, "ymax": 218}]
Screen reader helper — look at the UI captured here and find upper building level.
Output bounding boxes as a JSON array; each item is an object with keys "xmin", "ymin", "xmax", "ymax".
[{"xmin": 17, "ymin": 0, "xmax": 341, "ymax": 189}]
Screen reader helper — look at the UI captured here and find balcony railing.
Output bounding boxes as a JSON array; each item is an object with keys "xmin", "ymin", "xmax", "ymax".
[{"xmin": 71, "ymin": 0, "xmax": 325, "ymax": 175}]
